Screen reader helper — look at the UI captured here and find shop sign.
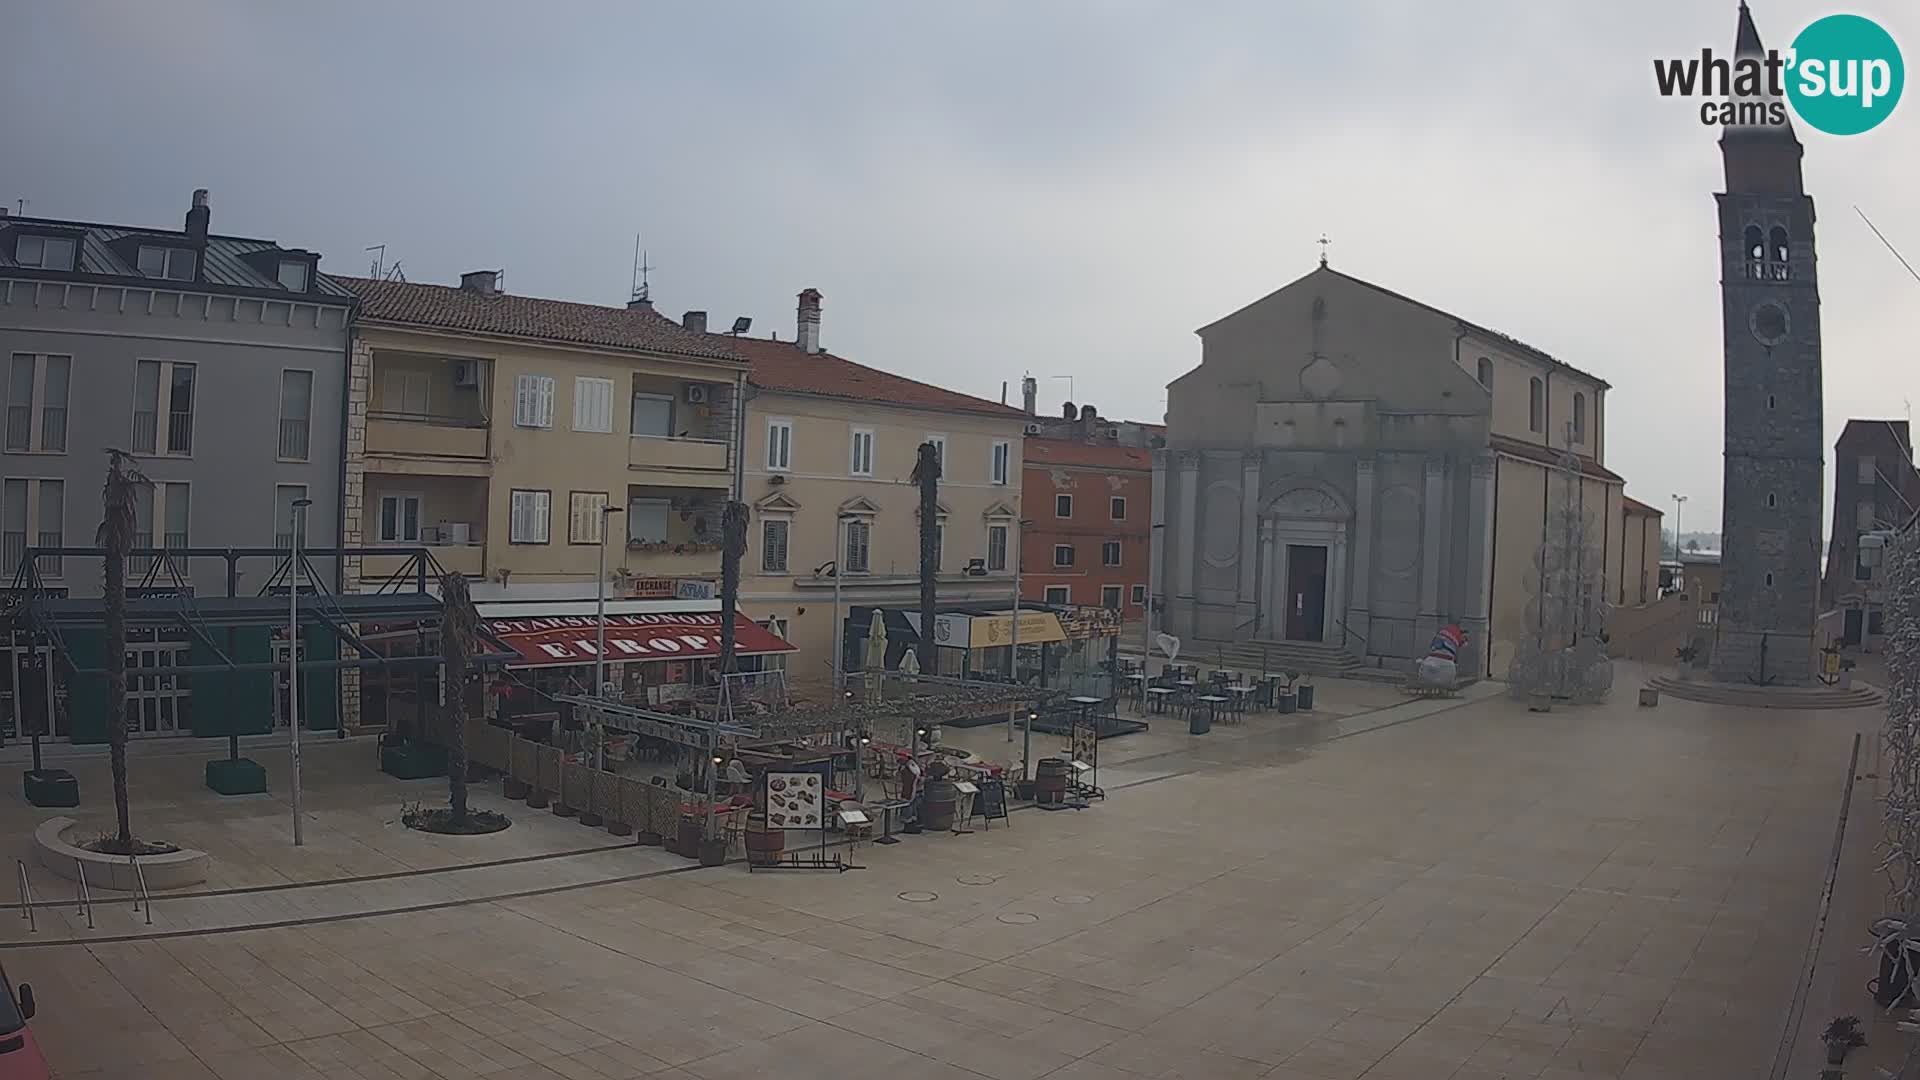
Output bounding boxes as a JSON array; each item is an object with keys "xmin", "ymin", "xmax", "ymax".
[
  {"xmin": 675, "ymin": 579, "xmax": 717, "ymax": 600},
  {"xmin": 627, "ymin": 577, "xmax": 679, "ymax": 599},
  {"xmin": 969, "ymin": 611, "xmax": 1067, "ymax": 648},
  {"xmin": 1059, "ymin": 606, "xmax": 1122, "ymax": 639}
]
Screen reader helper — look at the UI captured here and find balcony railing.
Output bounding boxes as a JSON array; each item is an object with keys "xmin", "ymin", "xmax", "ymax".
[
  {"xmin": 279, "ymin": 417, "xmax": 310, "ymax": 460},
  {"xmin": 166, "ymin": 409, "xmax": 193, "ymax": 454},
  {"xmin": 131, "ymin": 530, "xmax": 152, "ymax": 575},
  {"xmin": 366, "ymin": 411, "xmax": 489, "ymax": 460},
  {"xmin": 4, "ymin": 407, "xmax": 28, "ymax": 451},
  {"xmin": 2, "ymin": 531, "xmax": 23, "ymax": 574},
  {"xmin": 34, "ymin": 532, "xmax": 61, "ymax": 577},
  {"xmin": 132, "ymin": 411, "xmax": 157, "ymax": 453},
  {"xmin": 627, "ymin": 434, "xmax": 730, "ymax": 474},
  {"xmin": 362, "ymin": 543, "xmax": 483, "ymax": 580},
  {"xmin": 40, "ymin": 407, "xmax": 65, "ymax": 452},
  {"xmin": 1746, "ymin": 260, "xmax": 1790, "ymax": 282}
]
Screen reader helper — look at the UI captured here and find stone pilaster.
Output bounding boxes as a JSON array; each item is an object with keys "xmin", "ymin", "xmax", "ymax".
[
  {"xmin": 1236, "ymin": 451, "xmax": 1262, "ymax": 630},
  {"xmin": 1173, "ymin": 451, "xmax": 1200, "ymax": 637},
  {"xmin": 1149, "ymin": 449, "xmax": 1168, "ymax": 640},
  {"xmin": 1415, "ymin": 457, "xmax": 1447, "ymax": 648},
  {"xmin": 1461, "ymin": 453, "xmax": 1495, "ymax": 679},
  {"xmin": 1344, "ymin": 455, "xmax": 1376, "ymax": 654}
]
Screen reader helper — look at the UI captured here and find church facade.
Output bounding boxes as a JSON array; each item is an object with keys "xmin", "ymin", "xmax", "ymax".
[{"xmin": 1153, "ymin": 264, "xmax": 1657, "ymax": 680}]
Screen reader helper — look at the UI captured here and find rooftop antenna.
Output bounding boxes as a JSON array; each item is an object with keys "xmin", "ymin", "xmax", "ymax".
[
  {"xmin": 630, "ymin": 234, "xmax": 654, "ymax": 303},
  {"xmin": 365, "ymin": 244, "xmax": 386, "ymax": 278},
  {"xmin": 1049, "ymin": 374, "xmax": 1074, "ymax": 402}
]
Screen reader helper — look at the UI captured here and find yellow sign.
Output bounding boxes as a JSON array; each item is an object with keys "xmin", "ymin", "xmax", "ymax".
[
  {"xmin": 1823, "ymin": 650, "xmax": 1841, "ymax": 676},
  {"xmin": 969, "ymin": 612, "xmax": 1066, "ymax": 648}
]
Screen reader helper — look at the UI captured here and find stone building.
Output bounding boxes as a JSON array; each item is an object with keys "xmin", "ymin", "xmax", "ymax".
[
  {"xmin": 1822, "ymin": 419, "xmax": 1919, "ymax": 650},
  {"xmin": 1708, "ymin": 3, "xmax": 1826, "ymax": 684},
  {"xmin": 1153, "ymin": 261, "xmax": 1659, "ymax": 680}
]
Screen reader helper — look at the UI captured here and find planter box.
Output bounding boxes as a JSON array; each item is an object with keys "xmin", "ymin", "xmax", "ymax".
[
  {"xmin": 380, "ymin": 744, "xmax": 446, "ymax": 780},
  {"xmin": 205, "ymin": 758, "xmax": 268, "ymax": 795},
  {"xmin": 36, "ymin": 817, "xmax": 209, "ymax": 890},
  {"xmin": 502, "ymin": 778, "xmax": 531, "ymax": 800},
  {"xmin": 1638, "ymin": 688, "xmax": 1659, "ymax": 707},
  {"xmin": 23, "ymin": 769, "xmax": 79, "ymax": 807}
]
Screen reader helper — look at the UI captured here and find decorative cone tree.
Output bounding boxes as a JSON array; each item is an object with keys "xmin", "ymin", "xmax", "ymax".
[
  {"xmin": 1507, "ymin": 425, "xmax": 1613, "ymax": 704},
  {"xmin": 911, "ymin": 442, "xmax": 941, "ymax": 675},
  {"xmin": 98, "ymin": 449, "xmax": 148, "ymax": 848}
]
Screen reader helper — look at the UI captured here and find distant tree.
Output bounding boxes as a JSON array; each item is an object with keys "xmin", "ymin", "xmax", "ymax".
[
  {"xmin": 911, "ymin": 442, "xmax": 942, "ymax": 674},
  {"xmin": 1686, "ymin": 539, "xmax": 1701, "ymax": 552}
]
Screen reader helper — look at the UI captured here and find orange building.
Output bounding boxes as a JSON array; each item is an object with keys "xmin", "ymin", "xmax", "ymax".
[{"xmin": 1020, "ymin": 437, "xmax": 1153, "ymax": 619}]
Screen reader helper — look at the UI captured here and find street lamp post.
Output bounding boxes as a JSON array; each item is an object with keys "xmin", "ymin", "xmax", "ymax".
[
  {"xmin": 831, "ymin": 513, "xmax": 853, "ymax": 693},
  {"xmin": 1143, "ymin": 521, "xmax": 1165, "ymax": 680},
  {"xmin": 1006, "ymin": 518, "xmax": 1022, "ymax": 742},
  {"xmin": 288, "ymin": 497, "xmax": 313, "ymax": 847},
  {"xmin": 593, "ymin": 504, "xmax": 624, "ymax": 771},
  {"xmin": 1670, "ymin": 493, "xmax": 1687, "ymax": 563}
]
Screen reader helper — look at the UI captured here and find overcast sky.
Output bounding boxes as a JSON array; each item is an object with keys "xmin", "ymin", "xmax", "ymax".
[{"xmin": 8, "ymin": 1, "xmax": 1917, "ymax": 531}]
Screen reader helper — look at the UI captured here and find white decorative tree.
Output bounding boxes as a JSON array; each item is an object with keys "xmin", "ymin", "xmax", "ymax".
[{"xmin": 1507, "ymin": 424, "xmax": 1613, "ymax": 703}]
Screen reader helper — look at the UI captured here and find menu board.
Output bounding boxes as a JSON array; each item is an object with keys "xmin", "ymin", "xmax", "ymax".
[
  {"xmin": 1070, "ymin": 717, "xmax": 1099, "ymax": 770},
  {"xmin": 765, "ymin": 772, "xmax": 824, "ymax": 830}
]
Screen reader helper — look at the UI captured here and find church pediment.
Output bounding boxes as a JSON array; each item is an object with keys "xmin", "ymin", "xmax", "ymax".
[
  {"xmin": 1262, "ymin": 482, "xmax": 1352, "ymax": 520},
  {"xmin": 913, "ymin": 500, "xmax": 952, "ymax": 520},
  {"xmin": 838, "ymin": 495, "xmax": 883, "ymax": 516},
  {"xmin": 755, "ymin": 491, "xmax": 803, "ymax": 513},
  {"xmin": 980, "ymin": 500, "xmax": 1018, "ymax": 520}
]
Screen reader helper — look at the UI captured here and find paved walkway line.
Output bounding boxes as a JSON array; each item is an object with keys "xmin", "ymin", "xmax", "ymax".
[{"xmin": 1768, "ymin": 730, "xmax": 1863, "ymax": 1080}]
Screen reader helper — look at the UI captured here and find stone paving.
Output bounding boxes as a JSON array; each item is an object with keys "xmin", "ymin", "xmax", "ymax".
[{"xmin": 0, "ymin": 664, "xmax": 1880, "ymax": 1079}]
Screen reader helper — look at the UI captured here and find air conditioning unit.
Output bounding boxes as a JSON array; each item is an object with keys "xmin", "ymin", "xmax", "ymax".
[
  {"xmin": 1104, "ymin": 426, "xmax": 1120, "ymax": 440},
  {"xmin": 1023, "ymin": 423, "xmax": 1041, "ymax": 436},
  {"xmin": 452, "ymin": 359, "xmax": 481, "ymax": 387},
  {"xmin": 441, "ymin": 522, "xmax": 472, "ymax": 544},
  {"xmin": 685, "ymin": 384, "xmax": 709, "ymax": 404},
  {"xmin": 768, "ymin": 474, "xmax": 787, "ymax": 486}
]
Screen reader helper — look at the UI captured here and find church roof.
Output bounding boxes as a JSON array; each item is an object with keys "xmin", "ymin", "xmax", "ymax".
[
  {"xmin": 1490, "ymin": 433, "xmax": 1624, "ymax": 483},
  {"xmin": 1622, "ymin": 495, "xmax": 1664, "ymax": 516}
]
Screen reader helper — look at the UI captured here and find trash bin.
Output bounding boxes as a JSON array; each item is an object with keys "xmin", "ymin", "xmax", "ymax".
[{"xmin": 1188, "ymin": 706, "xmax": 1211, "ymax": 735}]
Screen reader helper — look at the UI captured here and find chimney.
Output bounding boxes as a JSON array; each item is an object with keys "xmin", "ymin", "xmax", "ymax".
[
  {"xmin": 460, "ymin": 270, "xmax": 500, "ymax": 295},
  {"xmin": 1079, "ymin": 404, "xmax": 1097, "ymax": 422},
  {"xmin": 796, "ymin": 289, "xmax": 823, "ymax": 354},
  {"xmin": 1021, "ymin": 376, "xmax": 1037, "ymax": 416},
  {"xmin": 682, "ymin": 310, "xmax": 707, "ymax": 334},
  {"xmin": 1062, "ymin": 400, "xmax": 1077, "ymax": 420},
  {"xmin": 627, "ymin": 296, "xmax": 653, "ymax": 311},
  {"xmin": 185, "ymin": 189, "xmax": 210, "ymax": 241}
]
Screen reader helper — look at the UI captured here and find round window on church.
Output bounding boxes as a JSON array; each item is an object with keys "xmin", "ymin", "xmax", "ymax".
[{"xmin": 1750, "ymin": 302, "xmax": 1790, "ymax": 346}]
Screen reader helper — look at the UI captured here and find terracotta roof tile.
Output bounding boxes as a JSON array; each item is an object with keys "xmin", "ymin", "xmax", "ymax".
[
  {"xmin": 337, "ymin": 277, "xmax": 742, "ymax": 361},
  {"xmin": 725, "ymin": 334, "xmax": 1022, "ymax": 418},
  {"xmin": 1023, "ymin": 439, "xmax": 1153, "ymax": 470}
]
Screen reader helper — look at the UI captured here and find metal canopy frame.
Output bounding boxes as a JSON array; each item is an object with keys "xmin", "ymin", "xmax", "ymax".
[{"xmin": 5, "ymin": 545, "xmax": 516, "ymax": 678}]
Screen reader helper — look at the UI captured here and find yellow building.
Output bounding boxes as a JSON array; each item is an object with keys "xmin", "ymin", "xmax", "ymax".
[
  {"xmin": 707, "ymin": 290, "xmax": 1030, "ymax": 684},
  {"xmin": 338, "ymin": 271, "xmax": 756, "ymax": 726}
]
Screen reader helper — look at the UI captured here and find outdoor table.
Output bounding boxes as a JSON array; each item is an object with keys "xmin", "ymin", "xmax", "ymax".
[
  {"xmin": 1123, "ymin": 673, "xmax": 1147, "ymax": 705},
  {"xmin": 1259, "ymin": 673, "xmax": 1290, "ymax": 709},
  {"xmin": 872, "ymin": 799, "xmax": 913, "ymax": 844},
  {"xmin": 1145, "ymin": 687, "xmax": 1177, "ymax": 715},
  {"xmin": 1226, "ymin": 684, "xmax": 1259, "ymax": 718}
]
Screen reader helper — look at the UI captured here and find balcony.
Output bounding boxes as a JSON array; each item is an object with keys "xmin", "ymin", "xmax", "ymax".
[
  {"xmin": 366, "ymin": 412, "xmax": 490, "ymax": 466},
  {"xmin": 361, "ymin": 543, "xmax": 485, "ymax": 583},
  {"xmin": 627, "ymin": 434, "xmax": 730, "ymax": 485},
  {"xmin": 621, "ymin": 543, "xmax": 723, "ymax": 581}
]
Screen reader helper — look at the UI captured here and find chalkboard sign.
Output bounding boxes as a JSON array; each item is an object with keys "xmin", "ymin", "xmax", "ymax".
[{"xmin": 975, "ymin": 778, "xmax": 1009, "ymax": 825}]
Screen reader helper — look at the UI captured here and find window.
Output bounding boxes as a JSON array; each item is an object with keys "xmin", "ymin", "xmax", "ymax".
[
  {"xmin": 1131, "ymin": 584, "xmax": 1146, "ymax": 605},
  {"xmin": 761, "ymin": 519, "xmax": 790, "ymax": 572},
  {"xmin": 277, "ymin": 259, "xmax": 309, "ymax": 292},
  {"xmin": 135, "ymin": 360, "xmax": 196, "ymax": 454},
  {"xmin": 1860, "ymin": 456, "xmax": 1877, "ymax": 485},
  {"xmin": 513, "ymin": 374, "xmax": 555, "ymax": 428},
  {"xmin": 1102, "ymin": 540, "xmax": 1122, "ymax": 566},
  {"xmin": 379, "ymin": 494, "xmax": 421, "ymax": 542},
  {"xmin": 1858, "ymin": 502, "xmax": 1877, "ymax": 530},
  {"xmin": 1055, "ymin": 494, "xmax": 1072, "ymax": 518},
  {"xmin": 1870, "ymin": 610, "xmax": 1886, "ymax": 636},
  {"xmin": 925, "ymin": 434, "xmax": 946, "ymax": 471},
  {"xmin": 626, "ymin": 496, "xmax": 670, "ymax": 544},
  {"xmin": 1765, "ymin": 572, "xmax": 1774, "ymax": 587},
  {"xmin": 572, "ymin": 377, "xmax": 614, "ymax": 433},
  {"xmin": 1110, "ymin": 496, "xmax": 1126, "ymax": 521},
  {"xmin": 1767, "ymin": 394, "xmax": 1776, "ymax": 410},
  {"xmin": 13, "ymin": 234, "xmax": 74, "ymax": 271},
  {"xmin": 987, "ymin": 524, "xmax": 1008, "ymax": 572},
  {"xmin": 1766, "ymin": 493, "xmax": 1776, "ymax": 509},
  {"xmin": 6, "ymin": 353, "xmax": 69, "ymax": 453},
  {"xmin": 1572, "ymin": 392, "xmax": 1586, "ymax": 443},
  {"xmin": 1054, "ymin": 544, "xmax": 1075, "ymax": 567},
  {"xmin": 850, "ymin": 428, "xmax": 874, "ymax": 476},
  {"xmin": 1101, "ymin": 585, "xmax": 1123, "ymax": 610},
  {"xmin": 766, "ymin": 419, "xmax": 793, "ymax": 471},
  {"xmin": 380, "ymin": 370, "xmax": 430, "ymax": 417},
  {"xmin": 33, "ymin": 480, "xmax": 61, "ymax": 577},
  {"xmin": 568, "ymin": 492, "xmax": 610, "ymax": 544},
  {"xmin": 1709, "ymin": 591, "xmax": 1720, "ymax": 604},
  {"xmin": 278, "ymin": 370, "xmax": 312, "ymax": 460},
  {"xmin": 844, "ymin": 519, "xmax": 871, "ymax": 574},
  {"xmin": 509, "ymin": 490, "xmax": 551, "ymax": 544},
  {"xmin": 1044, "ymin": 585, "xmax": 1070, "ymax": 605},
  {"xmin": 273, "ymin": 484, "xmax": 307, "ymax": 549},
  {"xmin": 630, "ymin": 392, "xmax": 673, "ymax": 438},
  {"xmin": 0, "ymin": 480, "xmax": 23, "ymax": 574},
  {"xmin": 1528, "ymin": 377, "xmax": 1543, "ymax": 433},
  {"xmin": 1476, "ymin": 356, "xmax": 1493, "ymax": 389},
  {"xmin": 990, "ymin": 440, "xmax": 1010, "ymax": 485},
  {"xmin": 136, "ymin": 245, "xmax": 196, "ymax": 281},
  {"xmin": 147, "ymin": 482, "xmax": 189, "ymax": 550}
]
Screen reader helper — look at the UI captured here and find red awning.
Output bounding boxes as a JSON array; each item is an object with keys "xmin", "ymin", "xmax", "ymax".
[{"xmin": 485, "ymin": 612, "xmax": 795, "ymax": 669}]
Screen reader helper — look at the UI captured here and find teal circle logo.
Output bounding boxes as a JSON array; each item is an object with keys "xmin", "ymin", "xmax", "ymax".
[{"xmin": 1787, "ymin": 14, "xmax": 1904, "ymax": 135}]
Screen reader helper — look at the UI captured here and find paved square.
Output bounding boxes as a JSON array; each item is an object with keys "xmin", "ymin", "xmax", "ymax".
[{"xmin": 3, "ymin": 668, "xmax": 1871, "ymax": 1079}]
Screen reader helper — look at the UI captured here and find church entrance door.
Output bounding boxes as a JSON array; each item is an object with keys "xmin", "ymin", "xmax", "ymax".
[{"xmin": 1284, "ymin": 544, "xmax": 1328, "ymax": 642}]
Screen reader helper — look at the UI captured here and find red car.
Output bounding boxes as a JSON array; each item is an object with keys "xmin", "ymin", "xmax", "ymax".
[{"xmin": 0, "ymin": 965, "xmax": 47, "ymax": 1080}]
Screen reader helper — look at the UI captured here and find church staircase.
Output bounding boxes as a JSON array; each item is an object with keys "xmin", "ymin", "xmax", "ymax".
[
  {"xmin": 1188, "ymin": 638, "xmax": 1383, "ymax": 681},
  {"xmin": 1644, "ymin": 675, "xmax": 1882, "ymax": 710}
]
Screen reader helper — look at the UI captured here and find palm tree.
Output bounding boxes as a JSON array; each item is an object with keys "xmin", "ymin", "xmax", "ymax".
[
  {"xmin": 911, "ymin": 442, "xmax": 941, "ymax": 674},
  {"xmin": 439, "ymin": 572, "xmax": 480, "ymax": 823},
  {"xmin": 97, "ymin": 449, "xmax": 147, "ymax": 847},
  {"xmin": 717, "ymin": 501, "xmax": 749, "ymax": 675}
]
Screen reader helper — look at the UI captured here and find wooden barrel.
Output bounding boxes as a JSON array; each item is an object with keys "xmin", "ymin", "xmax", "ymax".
[
  {"xmin": 1034, "ymin": 758, "xmax": 1070, "ymax": 806},
  {"xmin": 922, "ymin": 779, "xmax": 957, "ymax": 831},
  {"xmin": 675, "ymin": 816, "xmax": 703, "ymax": 859},
  {"xmin": 745, "ymin": 811, "xmax": 785, "ymax": 867}
]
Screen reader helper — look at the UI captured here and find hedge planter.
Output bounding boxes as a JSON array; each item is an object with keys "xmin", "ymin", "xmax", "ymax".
[
  {"xmin": 606, "ymin": 818, "xmax": 634, "ymax": 837},
  {"xmin": 380, "ymin": 743, "xmax": 446, "ymax": 781},
  {"xmin": 23, "ymin": 769, "xmax": 79, "ymax": 808},
  {"xmin": 205, "ymin": 758, "xmax": 268, "ymax": 796},
  {"xmin": 502, "ymin": 778, "xmax": 531, "ymax": 800},
  {"xmin": 526, "ymin": 789, "xmax": 551, "ymax": 809}
]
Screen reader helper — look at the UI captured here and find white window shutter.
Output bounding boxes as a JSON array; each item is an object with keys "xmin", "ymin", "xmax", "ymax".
[{"xmin": 537, "ymin": 377, "xmax": 554, "ymax": 428}]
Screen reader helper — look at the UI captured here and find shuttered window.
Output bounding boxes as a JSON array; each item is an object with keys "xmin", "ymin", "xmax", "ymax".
[
  {"xmin": 514, "ymin": 375, "xmax": 554, "ymax": 428},
  {"xmin": 573, "ymin": 377, "xmax": 613, "ymax": 433},
  {"xmin": 568, "ymin": 491, "xmax": 609, "ymax": 543},
  {"xmin": 510, "ymin": 490, "xmax": 551, "ymax": 543},
  {"xmin": 762, "ymin": 519, "xmax": 790, "ymax": 572}
]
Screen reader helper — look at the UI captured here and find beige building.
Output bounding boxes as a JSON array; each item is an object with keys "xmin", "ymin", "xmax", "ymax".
[
  {"xmin": 713, "ymin": 290, "xmax": 1029, "ymax": 683},
  {"xmin": 337, "ymin": 271, "xmax": 757, "ymax": 725},
  {"xmin": 1157, "ymin": 263, "xmax": 1661, "ymax": 679}
]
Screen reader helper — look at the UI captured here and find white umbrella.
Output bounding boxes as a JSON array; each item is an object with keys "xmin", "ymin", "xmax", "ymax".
[{"xmin": 865, "ymin": 610, "xmax": 889, "ymax": 671}]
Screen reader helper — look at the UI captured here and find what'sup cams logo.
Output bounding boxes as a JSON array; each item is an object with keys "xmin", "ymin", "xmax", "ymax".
[{"xmin": 1655, "ymin": 11, "xmax": 1904, "ymax": 135}]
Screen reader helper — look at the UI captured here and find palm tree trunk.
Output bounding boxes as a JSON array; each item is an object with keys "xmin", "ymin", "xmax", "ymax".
[
  {"xmin": 912, "ymin": 442, "xmax": 941, "ymax": 674},
  {"xmin": 717, "ymin": 501, "xmax": 748, "ymax": 675},
  {"xmin": 100, "ymin": 450, "xmax": 143, "ymax": 847},
  {"xmin": 440, "ymin": 573, "xmax": 479, "ymax": 823}
]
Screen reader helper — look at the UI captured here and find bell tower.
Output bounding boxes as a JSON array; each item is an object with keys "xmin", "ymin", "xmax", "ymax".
[{"xmin": 1710, "ymin": 2, "xmax": 1825, "ymax": 684}]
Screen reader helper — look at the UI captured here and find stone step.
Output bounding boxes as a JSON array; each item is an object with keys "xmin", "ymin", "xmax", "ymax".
[{"xmin": 1645, "ymin": 675, "xmax": 1883, "ymax": 710}]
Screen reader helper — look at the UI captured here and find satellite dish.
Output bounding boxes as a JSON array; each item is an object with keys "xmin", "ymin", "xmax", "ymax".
[{"xmin": 1155, "ymin": 633, "xmax": 1181, "ymax": 662}]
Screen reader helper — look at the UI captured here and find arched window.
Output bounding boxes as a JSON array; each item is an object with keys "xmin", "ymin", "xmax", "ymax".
[
  {"xmin": 1572, "ymin": 392, "xmax": 1586, "ymax": 444},
  {"xmin": 1528, "ymin": 377, "xmax": 1543, "ymax": 433},
  {"xmin": 1745, "ymin": 224, "xmax": 1765, "ymax": 260},
  {"xmin": 1769, "ymin": 225, "xmax": 1791, "ymax": 280},
  {"xmin": 1477, "ymin": 356, "xmax": 1493, "ymax": 390}
]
